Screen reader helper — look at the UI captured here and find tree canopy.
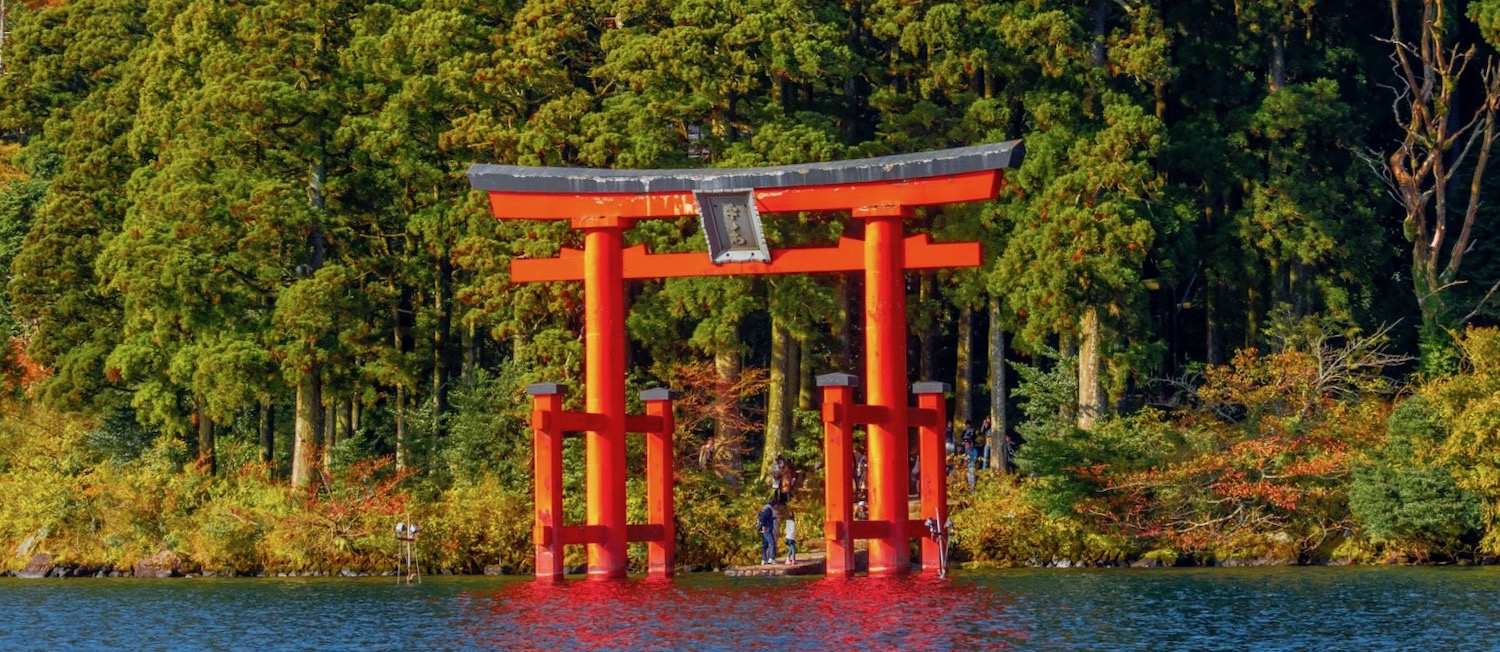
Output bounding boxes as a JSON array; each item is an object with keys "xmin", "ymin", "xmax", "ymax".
[{"xmin": 3, "ymin": 0, "xmax": 1500, "ymax": 571}]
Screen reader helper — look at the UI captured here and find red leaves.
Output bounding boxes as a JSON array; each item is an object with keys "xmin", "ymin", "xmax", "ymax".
[{"xmin": 1066, "ymin": 342, "xmax": 1388, "ymax": 555}]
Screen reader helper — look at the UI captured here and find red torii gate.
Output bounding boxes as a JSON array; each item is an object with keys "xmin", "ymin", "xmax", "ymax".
[{"xmin": 468, "ymin": 141, "xmax": 1023, "ymax": 580}]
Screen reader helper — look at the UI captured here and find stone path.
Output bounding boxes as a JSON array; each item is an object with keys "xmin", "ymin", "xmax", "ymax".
[{"xmin": 724, "ymin": 549, "xmax": 828, "ymax": 577}]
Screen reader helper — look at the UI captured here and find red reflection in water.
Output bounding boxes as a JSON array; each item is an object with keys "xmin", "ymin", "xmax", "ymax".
[{"xmin": 456, "ymin": 575, "xmax": 1028, "ymax": 651}]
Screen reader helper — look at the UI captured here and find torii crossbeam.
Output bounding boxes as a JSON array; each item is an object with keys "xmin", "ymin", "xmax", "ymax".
[{"xmin": 468, "ymin": 141, "xmax": 1023, "ymax": 581}]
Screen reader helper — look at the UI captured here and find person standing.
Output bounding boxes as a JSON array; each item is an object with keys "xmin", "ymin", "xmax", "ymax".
[
  {"xmin": 853, "ymin": 445, "xmax": 868, "ymax": 501},
  {"xmin": 780, "ymin": 461, "xmax": 798, "ymax": 503},
  {"xmin": 978, "ymin": 417, "xmax": 992, "ymax": 470},
  {"xmin": 771, "ymin": 455, "xmax": 787, "ymax": 503},
  {"xmin": 757, "ymin": 501, "xmax": 777, "ymax": 565},
  {"xmin": 965, "ymin": 440, "xmax": 980, "ymax": 492},
  {"xmin": 698, "ymin": 435, "xmax": 716, "ymax": 470},
  {"xmin": 783, "ymin": 513, "xmax": 798, "ymax": 564}
]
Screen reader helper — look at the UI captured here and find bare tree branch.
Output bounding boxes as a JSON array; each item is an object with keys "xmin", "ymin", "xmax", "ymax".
[
  {"xmin": 1382, "ymin": 0, "xmax": 1500, "ymax": 329},
  {"xmin": 1459, "ymin": 278, "xmax": 1500, "ymax": 325}
]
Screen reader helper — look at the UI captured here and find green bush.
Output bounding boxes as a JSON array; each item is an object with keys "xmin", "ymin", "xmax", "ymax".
[
  {"xmin": 674, "ymin": 470, "xmax": 763, "ymax": 569},
  {"xmin": 421, "ymin": 474, "xmax": 532, "ymax": 574},
  {"xmin": 1349, "ymin": 397, "xmax": 1482, "ymax": 558},
  {"xmin": 951, "ymin": 474, "xmax": 1129, "ymax": 566}
]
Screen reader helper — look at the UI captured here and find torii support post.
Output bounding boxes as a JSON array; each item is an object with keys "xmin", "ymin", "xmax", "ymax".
[
  {"xmin": 817, "ymin": 373, "xmax": 859, "ymax": 578},
  {"xmin": 583, "ymin": 217, "xmax": 629, "ymax": 580},
  {"xmin": 913, "ymin": 382, "xmax": 950, "ymax": 573},
  {"xmin": 526, "ymin": 383, "xmax": 567, "ymax": 582},
  {"xmin": 642, "ymin": 388, "xmax": 679, "ymax": 578},
  {"xmin": 525, "ymin": 382, "xmax": 678, "ymax": 580},
  {"xmin": 863, "ymin": 207, "xmax": 911, "ymax": 576}
]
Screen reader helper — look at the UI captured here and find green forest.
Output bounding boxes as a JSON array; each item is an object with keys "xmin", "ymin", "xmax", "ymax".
[{"xmin": 2, "ymin": 0, "xmax": 1500, "ymax": 577}]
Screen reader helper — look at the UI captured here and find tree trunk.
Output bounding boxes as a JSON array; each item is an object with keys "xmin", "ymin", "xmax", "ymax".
[
  {"xmin": 1269, "ymin": 33, "xmax": 1286, "ymax": 93},
  {"xmin": 1206, "ymin": 273, "xmax": 1222, "ymax": 366},
  {"xmin": 954, "ymin": 304, "xmax": 973, "ymax": 429},
  {"xmin": 714, "ymin": 343, "xmax": 742, "ymax": 470},
  {"xmin": 1058, "ymin": 335, "xmax": 1078, "ymax": 424},
  {"xmin": 195, "ymin": 396, "xmax": 215, "ymax": 476},
  {"xmin": 763, "ymin": 322, "xmax": 794, "ymax": 478},
  {"xmin": 322, "ymin": 394, "xmax": 337, "ymax": 468},
  {"xmin": 461, "ymin": 319, "xmax": 478, "ymax": 384},
  {"xmin": 1, "ymin": 0, "xmax": 8, "ymax": 74},
  {"xmin": 917, "ymin": 272, "xmax": 936, "ymax": 381},
  {"xmin": 1077, "ymin": 305, "xmax": 1105, "ymax": 430},
  {"xmin": 293, "ymin": 139, "xmax": 328, "ymax": 489},
  {"xmin": 1091, "ymin": 0, "xmax": 1107, "ymax": 68},
  {"xmin": 393, "ymin": 297, "xmax": 407, "ymax": 472},
  {"xmin": 259, "ymin": 400, "xmax": 274, "ymax": 467},
  {"xmin": 308, "ymin": 156, "xmax": 327, "ymax": 267},
  {"xmin": 836, "ymin": 273, "xmax": 855, "ymax": 372},
  {"xmin": 337, "ymin": 397, "xmax": 352, "ymax": 446},
  {"xmin": 292, "ymin": 373, "xmax": 321, "ymax": 488},
  {"xmin": 988, "ymin": 296, "xmax": 1008, "ymax": 471},
  {"xmin": 394, "ymin": 383, "xmax": 407, "ymax": 472},
  {"xmin": 432, "ymin": 257, "xmax": 452, "ymax": 438},
  {"xmin": 787, "ymin": 336, "xmax": 802, "ymax": 414},
  {"xmin": 798, "ymin": 333, "xmax": 814, "ymax": 411}
]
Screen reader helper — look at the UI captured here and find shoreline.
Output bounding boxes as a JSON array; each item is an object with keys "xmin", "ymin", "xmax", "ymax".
[{"xmin": 7, "ymin": 555, "xmax": 1493, "ymax": 579}]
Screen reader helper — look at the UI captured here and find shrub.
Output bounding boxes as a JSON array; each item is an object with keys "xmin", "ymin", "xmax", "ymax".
[
  {"xmin": 674, "ymin": 470, "xmax": 763, "ymax": 569},
  {"xmin": 1349, "ymin": 397, "xmax": 1482, "ymax": 559},
  {"xmin": 951, "ymin": 474, "xmax": 1128, "ymax": 566},
  {"xmin": 421, "ymin": 473, "xmax": 532, "ymax": 574}
]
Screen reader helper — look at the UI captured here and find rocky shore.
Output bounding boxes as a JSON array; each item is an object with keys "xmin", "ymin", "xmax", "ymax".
[{"xmin": 9, "ymin": 549, "xmax": 1493, "ymax": 579}]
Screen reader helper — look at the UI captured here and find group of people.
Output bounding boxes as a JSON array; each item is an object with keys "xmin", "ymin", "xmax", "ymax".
[
  {"xmin": 756, "ymin": 456, "xmax": 802, "ymax": 565},
  {"xmin": 954, "ymin": 416, "xmax": 1014, "ymax": 490},
  {"xmin": 902, "ymin": 416, "xmax": 1016, "ymax": 493},
  {"xmin": 756, "ymin": 500, "xmax": 798, "ymax": 565},
  {"xmin": 749, "ymin": 418, "xmax": 1019, "ymax": 565}
]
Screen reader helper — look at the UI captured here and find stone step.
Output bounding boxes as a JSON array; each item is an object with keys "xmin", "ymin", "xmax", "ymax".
[{"xmin": 723, "ymin": 558, "xmax": 825, "ymax": 577}]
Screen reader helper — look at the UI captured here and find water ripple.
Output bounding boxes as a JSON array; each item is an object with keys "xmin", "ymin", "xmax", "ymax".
[{"xmin": 0, "ymin": 567, "xmax": 1496, "ymax": 650}]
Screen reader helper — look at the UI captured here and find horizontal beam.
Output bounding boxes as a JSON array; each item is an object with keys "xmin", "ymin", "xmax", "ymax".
[
  {"xmin": 555, "ymin": 524, "xmax": 606, "ymax": 546},
  {"xmin": 846, "ymin": 404, "xmax": 892, "ymax": 426},
  {"xmin": 626, "ymin": 524, "xmax": 666, "ymax": 543},
  {"xmin": 470, "ymin": 141, "xmax": 1023, "ymax": 196},
  {"xmin": 624, "ymin": 414, "xmax": 665, "ymax": 434},
  {"xmin": 847, "ymin": 520, "xmax": 891, "ymax": 541},
  {"xmin": 840, "ymin": 520, "xmax": 937, "ymax": 541},
  {"xmin": 481, "ymin": 170, "xmax": 1004, "ymax": 220},
  {"xmin": 538, "ymin": 523, "xmax": 668, "ymax": 546},
  {"xmin": 530, "ymin": 409, "xmax": 607, "ymax": 434},
  {"xmin": 909, "ymin": 406, "xmax": 941, "ymax": 429},
  {"xmin": 533, "ymin": 410, "xmax": 666, "ymax": 434},
  {"xmin": 511, "ymin": 235, "xmax": 981, "ymax": 283},
  {"xmin": 908, "ymin": 520, "xmax": 935, "ymax": 539}
]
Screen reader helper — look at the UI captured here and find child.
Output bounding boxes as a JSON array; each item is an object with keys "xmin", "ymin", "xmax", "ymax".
[{"xmin": 783, "ymin": 513, "xmax": 797, "ymax": 564}]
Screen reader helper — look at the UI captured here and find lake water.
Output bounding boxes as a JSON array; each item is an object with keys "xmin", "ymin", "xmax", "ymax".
[{"xmin": 1, "ymin": 567, "xmax": 1497, "ymax": 650}]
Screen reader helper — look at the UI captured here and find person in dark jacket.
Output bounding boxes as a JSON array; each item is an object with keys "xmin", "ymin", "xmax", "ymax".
[{"xmin": 757, "ymin": 502, "xmax": 777, "ymax": 565}]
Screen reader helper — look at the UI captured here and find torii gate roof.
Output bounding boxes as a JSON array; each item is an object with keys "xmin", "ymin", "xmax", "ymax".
[{"xmin": 467, "ymin": 140, "xmax": 1023, "ymax": 200}]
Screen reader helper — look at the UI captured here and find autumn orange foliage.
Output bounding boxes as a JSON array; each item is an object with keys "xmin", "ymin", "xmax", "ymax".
[
  {"xmin": 1072, "ymin": 344, "xmax": 1393, "ymax": 559},
  {"xmin": 2, "ymin": 337, "xmax": 48, "ymax": 393}
]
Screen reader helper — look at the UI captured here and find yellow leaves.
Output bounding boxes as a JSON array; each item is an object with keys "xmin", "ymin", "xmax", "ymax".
[
  {"xmin": 1458, "ymin": 326, "xmax": 1500, "ymax": 378},
  {"xmin": 0, "ymin": 143, "xmax": 26, "ymax": 185},
  {"xmin": 1447, "ymin": 392, "xmax": 1500, "ymax": 454}
]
